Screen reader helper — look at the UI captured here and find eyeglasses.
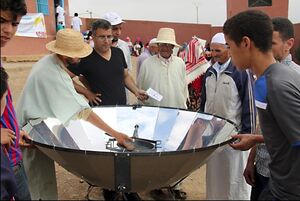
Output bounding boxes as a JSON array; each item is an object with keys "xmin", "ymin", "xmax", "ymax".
[{"xmin": 93, "ymin": 35, "xmax": 114, "ymax": 41}]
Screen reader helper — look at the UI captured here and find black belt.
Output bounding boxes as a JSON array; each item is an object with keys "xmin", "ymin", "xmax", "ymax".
[{"xmin": 12, "ymin": 161, "xmax": 22, "ymax": 173}]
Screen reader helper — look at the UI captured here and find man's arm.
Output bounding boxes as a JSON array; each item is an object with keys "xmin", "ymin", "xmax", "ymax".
[
  {"xmin": 86, "ymin": 111, "xmax": 134, "ymax": 150},
  {"xmin": 230, "ymin": 134, "xmax": 264, "ymax": 151},
  {"xmin": 243, "ymin": 146, "xmax": 257, "ymax": 186},
  {"xmin": 123, "ymin": 69, "xmax": 148, "ymax": 101},
  {"xmin": 72, "ymin": 78, "xmax": 101, "ymax": 106}
]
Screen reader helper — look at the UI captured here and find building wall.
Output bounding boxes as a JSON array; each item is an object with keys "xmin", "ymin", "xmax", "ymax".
[
  {"xmin": 119, "ymin": 20, "xmax": 212, "ymax": 46},
  {"xmin": 83, "ymin": 19, "xmax": 213, "ymax": 46},
  {"xmin": 226, "ymin": 0, "xmax": 299, "ymax": 64},
  {"xmin": 227, "ymin": 0, "xmax": 289, "ymax": 18},
  {"xmin": 2, "ymin": 0, "xmax": 70, "ymax": 59},
  {"xmin": 3, "ymin": 0, "xmax": 299, "ymax": 64}
]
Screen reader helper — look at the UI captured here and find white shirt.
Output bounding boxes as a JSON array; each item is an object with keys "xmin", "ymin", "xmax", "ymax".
[
  {"xmin": 71, "ymin": 16, "xmax": 82, "ymax": 32},
  {"xmin": 212, "ymin": 58, "xmax": 231, "ymax": 78},
  {"xmin": 137, "ymin": 55, "xmax": 188, "ymax": 109},
  {"xmin": 116, "ymin": 39, "xmax": 132, "ymax": 70},
  {"xmin": 56, "ymin": 6, "xmax": 65, "ymax": 24}
]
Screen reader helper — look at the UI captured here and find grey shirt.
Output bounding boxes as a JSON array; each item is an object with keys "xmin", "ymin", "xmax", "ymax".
[
  {"xmin": 254, "ymin": 63, "xmax": 300, "ymax": 199},
  {"xmin": 255, "ymin": 54, "xmax": 300, "ymax": 177}
]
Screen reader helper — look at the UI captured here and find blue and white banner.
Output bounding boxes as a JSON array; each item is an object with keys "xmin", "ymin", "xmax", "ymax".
[{"xmin": 16, "ymin": 13, "xmax": 47, "ymax": 38}]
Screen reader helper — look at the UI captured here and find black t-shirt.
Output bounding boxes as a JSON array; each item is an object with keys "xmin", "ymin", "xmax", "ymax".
[{"xmin": 68, "ymin": 47, "xmax": 127, "ymax": 105}]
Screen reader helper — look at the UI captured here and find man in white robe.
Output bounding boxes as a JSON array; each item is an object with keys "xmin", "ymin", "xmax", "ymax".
[
  {"xmin": 137, "ymin": 28, "xmax": 188, "ymax": 109},
  {"xmin": 16, "ymin": 29, "xmax": 133, "ymax": 200}
]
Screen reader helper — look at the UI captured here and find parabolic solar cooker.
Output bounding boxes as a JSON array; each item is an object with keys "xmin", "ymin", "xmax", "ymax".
[{"xmin": 24, "ymin": 105, "xmax": 237, "ymax": 193}]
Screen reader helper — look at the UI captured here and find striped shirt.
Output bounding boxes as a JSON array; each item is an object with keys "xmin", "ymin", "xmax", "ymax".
[{"xmin": 0, "ymin": 87, "xmax": 22, "ymax": 167}]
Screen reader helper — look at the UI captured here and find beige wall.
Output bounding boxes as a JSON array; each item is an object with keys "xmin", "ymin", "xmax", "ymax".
[
  {"xmin": 227, "ymin": 0, "xmax": 289, "ymax": 18},
  {"xmin": 82, "ymin": 18, "xmax": 216, "ymax": 46}
]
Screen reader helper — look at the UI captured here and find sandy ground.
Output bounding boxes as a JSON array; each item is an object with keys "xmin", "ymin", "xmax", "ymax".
[{"xmin": 3, "ymin": 56, "xmax": 206, "ymax": 200}]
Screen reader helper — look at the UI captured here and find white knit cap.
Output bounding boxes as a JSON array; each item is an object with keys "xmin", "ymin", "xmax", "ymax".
[
  {"xmin": 102, "ymin": 12, "xmax": 124, "ymax": 26},
  {"xmin": 149, "ymin": 38, "xmax": 157, "ymax": 46},
  {"xmin": 211, "ymin": 32, "xmax": 226, "ymax": 45}
]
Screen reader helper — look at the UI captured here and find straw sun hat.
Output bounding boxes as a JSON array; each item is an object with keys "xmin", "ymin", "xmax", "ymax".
[
  {"xmin": 46, "ymin": 28, "xmax": 92, "ymax": 58},
  {"xmin": 154, "ymin": 28, "xmax": 180, "ymax": 47}
]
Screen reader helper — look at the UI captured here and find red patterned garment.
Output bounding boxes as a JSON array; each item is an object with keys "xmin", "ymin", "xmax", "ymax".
[{"xmin": 179, "ymin": 37, "xmax": 210, "ymax": 111}]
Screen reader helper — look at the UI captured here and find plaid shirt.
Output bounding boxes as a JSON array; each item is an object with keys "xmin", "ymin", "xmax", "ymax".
[{"xmin": 1, "ymin": 87, "xmax": 22, "ymax": 167}]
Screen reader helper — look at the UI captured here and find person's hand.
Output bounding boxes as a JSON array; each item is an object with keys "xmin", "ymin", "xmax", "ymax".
[
  {"xmin": 0, "ymin": 128, "xmax": 16, "ymax": 147},
  {"xmin": 115, "ymin": 132, "xmax": 135, "ymax": 151},
  {"xmin": 230, "ymin": 134, "xmax": 257, "ymax": 151},
  {"xmin": 19, "ymin": 130, "xmax": 32, "ymax": 147},
  {"xmin": 136, "ymin": 89, "xmax": 148, "ymax": 101},
  {"xmin": 86, "ymin": 91, "xmax": 102, "ymax": 106},
  {"xmin": 243, "ymin": 158, "xmax": 255, "ymax": 186}
]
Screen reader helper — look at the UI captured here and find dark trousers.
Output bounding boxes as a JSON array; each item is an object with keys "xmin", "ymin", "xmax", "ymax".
[
  {"xmin": 14, "ymin": 161, "xmax": 31, "ymax": 200},
  {"xmin": 258, "ymin": 184, "xmax": 279, "ymax": 201},
  {"xmin": 250, "ymin": 166, "xmax": 269, "ymax": 201}
]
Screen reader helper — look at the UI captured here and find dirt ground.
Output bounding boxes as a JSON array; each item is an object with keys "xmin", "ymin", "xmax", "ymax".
[{"xmin": 3, "ymin": 56, "xmax": 207, "ymax": 200}]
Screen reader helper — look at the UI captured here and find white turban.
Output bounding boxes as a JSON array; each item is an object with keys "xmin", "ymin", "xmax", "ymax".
[{"xmin": 211, "ymin": 32, "xmax": 226, "ymax": 45}]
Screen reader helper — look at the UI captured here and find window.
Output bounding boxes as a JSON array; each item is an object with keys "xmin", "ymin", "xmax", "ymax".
[
  {"xmin": 37, "ymin": 0, "xmax": 49, "ymax": 15},
  {"xmin": 248, "ymin": 0, "xmax": 272, "ymax": 7}
]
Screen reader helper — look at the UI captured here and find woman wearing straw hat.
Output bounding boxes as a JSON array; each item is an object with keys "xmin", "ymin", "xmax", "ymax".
[{"xmin": 16, "ymin": 29, "xmax": 133, "ymax": 200}]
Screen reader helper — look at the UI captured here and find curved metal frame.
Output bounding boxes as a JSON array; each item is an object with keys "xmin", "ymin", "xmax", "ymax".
[{"xmin": 25, "ymin": 105, "xmax": 237, "ymax": 192}]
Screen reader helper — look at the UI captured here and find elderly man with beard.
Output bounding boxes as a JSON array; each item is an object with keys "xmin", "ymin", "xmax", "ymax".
[
  {"xmin": 16, "ymin": 29, "xmax": 133, "ymax": 200},
  {"xmin": 137, "ymin": 28, "xmax": 188, "ymax": 109},
  {"xmin": 199, "ymin": 32, "xmax": 256, "ymax": 200}
]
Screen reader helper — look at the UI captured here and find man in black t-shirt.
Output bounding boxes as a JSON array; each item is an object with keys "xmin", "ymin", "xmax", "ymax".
[
  {"xmin": 69, "ymin": 18, "xmax": 148, "ymax": 201},
  {"xmin": 68, "ymin": 19, "xmax": 148, "ymax": 106}
]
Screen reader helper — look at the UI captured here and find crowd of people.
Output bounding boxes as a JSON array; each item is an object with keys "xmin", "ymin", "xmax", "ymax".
[{"xmin": 1, "ymin": 0, "xmax": 300, "ymax": 200}]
